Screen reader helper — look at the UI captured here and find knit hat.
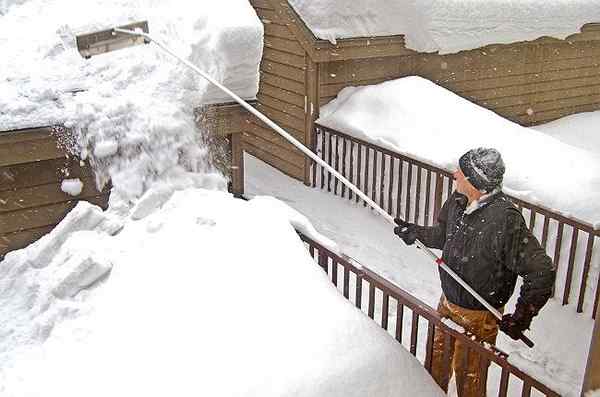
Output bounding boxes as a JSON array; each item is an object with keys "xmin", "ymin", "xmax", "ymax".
[{"xmin": 459, "ymin": 148, "xmax": 505, "ymax": 193}]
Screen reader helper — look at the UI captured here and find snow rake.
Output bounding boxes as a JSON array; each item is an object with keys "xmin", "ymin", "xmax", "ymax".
[{"xmin": 77, "ymin": 22, "xmax": 535, "ymax": 348}]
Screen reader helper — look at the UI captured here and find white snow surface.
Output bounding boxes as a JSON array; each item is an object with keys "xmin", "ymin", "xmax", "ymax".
[
  {"xmin": 317, "ymin": 76, "xmax": 600, "ymax": 225},
  {"xmin": 60, "ymin": 178, "xmax": 83, "ymax": 196},
  {"xmin": 288, "ymin": 0, "xmax": 600, "ymax": 54},
  {"xmin": 0, "ymin": 0, "xmax": 263, "ymax": 206},
  {"xmin": 534, "ymin": 111, "xmax": 600, "ymax": 155},
  {"xmin": 245, "ymin": 153, "xmax": 596, "ymax": 397},
  {"xmin": 0, "ymin": 189, "xmax": 443, "ymax": 397}
]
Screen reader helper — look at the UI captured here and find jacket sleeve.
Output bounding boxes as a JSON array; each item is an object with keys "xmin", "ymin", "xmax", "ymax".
[
  {"xmin": 413, "ymin": 197, "xmax": 450, "ymax": 250},
  {"xmin": 503, "ymin": 209, "xmax": 556, "ymax": 311}
]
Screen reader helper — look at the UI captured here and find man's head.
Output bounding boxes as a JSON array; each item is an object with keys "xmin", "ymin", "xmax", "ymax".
[{"xmin": 454, "ymin": 147, "xmax": 505, "ymax": 198}]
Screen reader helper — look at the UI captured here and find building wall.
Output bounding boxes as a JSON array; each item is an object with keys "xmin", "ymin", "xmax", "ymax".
[
  {"xmin": 319, "ymin": 25, "xmax": 600, "ymax": 126},
  {"xmin": 0, "ymin": 127, "xmax": 110, "ymax": 259},
  {"xmin": 248, "ymin": 0, "xmax": 310, "ymax": 180}
]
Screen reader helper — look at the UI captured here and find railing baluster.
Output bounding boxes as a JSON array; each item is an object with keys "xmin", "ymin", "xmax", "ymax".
[
  {"xmin": 396, "ymin": 159, "xmax": 404, "ymax": 219},
  {"xmin": 424, "ymin": 322, "xmax": 435, "ymax": 372},
  {"xmin": 355, "ymin": 275, "xmax": 363, "ymax": 309},
  {"xmin": 521, "ymin": 381, "xmax": 532, "ymax": 397},
  {"xmin": 356, "ymin": 143, "xmax": 363, "ymax": 203},
  {"xmin": 368, "ymin": 283, "xmax": 375, "ymax": 319},
  {"xmin": 425, "ymin": 169, "xmax": 432, "ymax": 226},
  {"xmin": 410, "ymin": 311, "xmax": 419, "ymax": 356},
  {"xmin": 387, "ymin": 156, "xmax": 394, "ymax": 215},
  {"xmin": 529, "ymin": 208, "xmax": 537, "ymax": 232},
  {"xmin": 343, "ymin": 266, "xmax": 350, "ymax": 299},
  {"xmin": 563, "ymin": 227, "xmax": 579, "ymax": 305},
  {"xmin": 553, "ymin": 222, "xmax": 564, "ymax": 298},
  {"xmin": 541, "ymin": 216, "xmax": 550, "ymax": 250},
  {"xmin": 364, "ymin": 147, "xmax": 370, "ymax": 207},
  {"xmin": 382, "ymin": 292, "xmax": 389, "ymax": 330},
  {"xmin": 332, "ymin": 258, "xmax": 338, "ymax": 287},
  {"xmin": 327, "ymin": 131, "xmax": 333, "ymax": 192},
  {"xmin": 395, "ymin": 302, "xmax": 404, "ymax": 343},
  {"xmin": 498, "ymin": 367, "xmax": 510, "ymax": 397},
  {"xmin": 371, "ymin": 148, "xmax": 378, "ymax": 206},
  {"xmin": 334, "ymin": 134, "xmax": 340, "ymax": 195},
  {"xmin": 405, "ymin": 163, "xmax": 413, "ymax": 222},
  {"xmin": 341, "ymin": 138, "xmax": 347, "ymax": 198},
  {"xmin": 318, "ymin": 250, "xmax": 327, "ymax": 273},
  {"xmin": 578, "ymin": 233, "xmax": 595, "ymax": 313},
  {"xmin": 380, "ymin": 153, "xmax": 386, "ymax": 210},
  {"xmin": 414, "ymin": 166, "xmax": 422, "ymax": 224},
  {"xmin": 320, "ymin": 129, "xmax": 325, "ymax": 189},
  {"xmin": 349, "ymin": 141, "xmax": 355, "ymax": 200},
  {"xmin": 433, "ymin": 173, "xmax": 444, "ymax": 223},
  {"xmin": 441, "ymin": 333, "xmax": 454, "ymax": 392},
  {"xmin": 457, "ymin": 347, "xmax": 469, "ymax": 397},
  {"xmin": 446, "ymin": 174, "xmax": 453, "ymax": 202}
]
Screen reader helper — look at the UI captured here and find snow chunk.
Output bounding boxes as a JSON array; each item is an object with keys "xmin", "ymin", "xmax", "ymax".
[
  {"xmin": 317, "ymin": 76, "xmax": 600, "ymax": 225},
  {"xmin": 92, "ymin": 139, "xmax": 118, "ymax": 158},
  {"xmin": 288, "ymin": 0, "xmax": 600, "ymax": 54},
  {"xmin": 61, "ymin": 178, "xmax": 83, "ymax": 196}
]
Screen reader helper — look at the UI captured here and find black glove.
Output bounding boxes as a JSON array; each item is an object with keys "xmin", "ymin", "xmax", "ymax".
[
  {"xmin": 393, "ymin": 218, "xmax": 417, "ymax": 245},
  {"xmin": 499, "ymin": 301, "xmax": 537, "ymax": 340}
]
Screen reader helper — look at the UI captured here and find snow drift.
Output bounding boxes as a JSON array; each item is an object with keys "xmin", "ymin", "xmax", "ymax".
[
  {"xmin": 0, "ymin": 188, "xmax": 444, "ymax": 397},
  {"xmin": 288, "ymin": 0, "xmax": 600, "ymax": 54},
  {"xmin": 317, "ymin": 76, "xmax": 600, "ymax": 226}
]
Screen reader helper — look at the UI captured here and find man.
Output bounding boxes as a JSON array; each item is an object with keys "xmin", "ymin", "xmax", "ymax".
[{"xmin": 394, "ymin": 147, "xmax": 555, "ymax": 397}]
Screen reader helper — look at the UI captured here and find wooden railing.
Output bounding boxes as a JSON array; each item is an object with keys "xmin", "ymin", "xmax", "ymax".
[
  {"xmin": 312, "ymin": 124, "xmax": 600, "ymax": 319},
  {"xmin": 299, "ymin": 233, "xmax": 560, "ymax": 397}
]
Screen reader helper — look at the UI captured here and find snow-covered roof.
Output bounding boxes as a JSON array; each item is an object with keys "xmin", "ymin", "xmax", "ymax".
[
  {"xmin": 0, "ymin": 187, "xmax": 445, "ymax": 397},
  {"xmin": 317, "ymin": 76, "xmax": 600, "ymax": 226},
  {"xmin": 288, "ymin": 0, "xmax": 600, "ymax": 54},
  {"xmin": 534, "ymin": 111, "xmax": 600, "ymax": 155},
  {"xmin": 0, "ymin": 0, "xmax": 263, "ymax": 203}
]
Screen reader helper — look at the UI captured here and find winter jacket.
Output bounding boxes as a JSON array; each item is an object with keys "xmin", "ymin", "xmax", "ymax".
[{"xmin": 415, "ymin": 191, "xmax": 556, "ymax": 311}]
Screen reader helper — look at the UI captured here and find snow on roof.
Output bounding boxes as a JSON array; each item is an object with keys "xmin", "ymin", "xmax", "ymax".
[
  {"xmin": 534, "ymin": 111, "xmax": 600, "ymax": 155},
  {"xmin": 317, "ymin": 76, "xmax": 600, "ymax": 226},
  {"xmin": 0, "ymin": 0, "xmax": 263, "ymax": 204},
  {"xmin": 0, "ymin": 187, "xmax": 444, "ymax": 397},
  {"xmin": 288, "ymin": 0, "xmax": 600, "ymax": 54}
]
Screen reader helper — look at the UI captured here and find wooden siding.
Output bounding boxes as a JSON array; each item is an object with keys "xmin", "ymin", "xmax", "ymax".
[
  {"xmin": 0, "ymin": 127, "xmax": 110, "ymax": 258},
  {"xmin": 248, "ymin": 0, "xmax": 310, "ymax": 181},
  {"xmin": 317, "ymin": 30, "xmax": 600, "ymax": 126}
]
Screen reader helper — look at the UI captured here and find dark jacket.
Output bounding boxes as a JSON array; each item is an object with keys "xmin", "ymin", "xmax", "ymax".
[{"xmin": 416, "ymin": 192, "xmax": 556, "ymax": 311}]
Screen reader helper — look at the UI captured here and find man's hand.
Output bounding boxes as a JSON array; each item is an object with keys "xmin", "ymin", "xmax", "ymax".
[
  {"xmin": 498, "ymin": 302, "xmax": 537, "ymax": 340},
  {"xmin": 394, "ymin": 218, "xmax": 417, "ymax": 245}
]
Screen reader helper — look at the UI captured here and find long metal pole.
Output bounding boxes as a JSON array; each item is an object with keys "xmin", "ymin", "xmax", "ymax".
[{"xmin": 113, "ymin": 28, "xmax": 533, "ymax": 347}]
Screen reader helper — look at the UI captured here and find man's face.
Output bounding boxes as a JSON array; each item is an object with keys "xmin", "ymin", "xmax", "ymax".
[{"xmin": 453, "ymin": 168, "xmax": 474, "ymax": 196}]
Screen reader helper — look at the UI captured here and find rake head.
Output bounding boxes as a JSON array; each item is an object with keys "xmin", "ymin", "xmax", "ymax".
[{"xmin": 76, "ymin": 21, "xmax": 149, "ymax": 59}]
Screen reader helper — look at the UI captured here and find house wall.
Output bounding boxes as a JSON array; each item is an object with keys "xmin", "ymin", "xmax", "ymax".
[
  {"xmin": 0, "ymin": 127, "xmax": 110, "ymax": 259},
  {"xmin": 247, "ymin": 0, "xmax": 312, "ymax": 181},
  {"xmin": 319, "ymin": 24, "xmax": 600, "ymax": 126}
]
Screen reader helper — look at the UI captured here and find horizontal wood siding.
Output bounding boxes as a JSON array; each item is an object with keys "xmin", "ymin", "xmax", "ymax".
[
  {"xmin": 416, "ymin": 33, "xmax": 600, "ymax": 125},
  {"xmin": 249, "ymin": 0, "xmax": 309, "ymax": 181},
  {"xmin": 0, "ymin": 127, "xmax": 110, "ymax": 258}
]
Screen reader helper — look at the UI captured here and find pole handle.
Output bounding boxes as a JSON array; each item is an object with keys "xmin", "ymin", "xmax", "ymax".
[{"xmin": 519, "ymin": 333, "xmax": 535, "ymax": 348}]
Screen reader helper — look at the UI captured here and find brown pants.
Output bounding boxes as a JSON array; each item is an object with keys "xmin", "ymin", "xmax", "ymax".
[{"xmin": 430, "ymin": 297, "xmax": 501, "ymax": 397}]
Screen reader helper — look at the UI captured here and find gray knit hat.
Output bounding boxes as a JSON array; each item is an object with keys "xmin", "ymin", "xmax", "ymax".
[{"xmin": 459, "ymin": 148, "xmax": 505, "ymax": 193}]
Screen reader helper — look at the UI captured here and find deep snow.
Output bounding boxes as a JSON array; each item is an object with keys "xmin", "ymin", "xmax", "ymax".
[
  {"xmin": 534, "ymin": 111, "xmax": 600, "ymax": 155},
  {"xmin": 0, "ymin": 0, "xmax": 263, "ymax": 207},
  {"xmin": 245, "ymin": 153, "xmax": 595, "ymax": 397},
  {"xmin": 317, "ymin": 76, "xmax": 600, "ymax": 227},
  {"xmin": 288, "ymin": 0, "xmax": 600, "ymax": 54},
  {"xmin": 0, "ymin": 188, "xmax": 444, "ymax": 397}
]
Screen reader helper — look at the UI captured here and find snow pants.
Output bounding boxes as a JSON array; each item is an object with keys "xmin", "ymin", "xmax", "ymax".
[{"xmin": 430, "ymin": 296, "xmax": 501, "ymax": 397}]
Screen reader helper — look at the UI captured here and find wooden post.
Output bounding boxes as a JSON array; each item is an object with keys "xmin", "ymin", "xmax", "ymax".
[
  {"xmin": 582, "ymin": 299, "xmax": 600, "ymax": 396},
  {"xmin": 230, "ymin": 132, "xmax": 244, "ymax": 197},
  {"xmin": 304, "ymin": 57, "xmax": 319, "ymax": 186}
]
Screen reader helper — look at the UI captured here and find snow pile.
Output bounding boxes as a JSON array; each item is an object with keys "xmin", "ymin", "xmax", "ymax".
[
  {"xmin": 60, "ymin": 178, "xmax": 83, "ymax": 196},
  {"xmin": 0, "ymin": 188, "xmax": 442, "ymax": 397},
  {"xmin": 0, "ymin": 0, "xmax": 263, "ymax": 206},
  {"xmin": 287, "ymin": 0, "xmax": 600, "ymax": 53},
  {"xmin": 534, "ymin": 111, "xmax": 600, "ymax": 155},
  {"xmin": 317, "ymin": 76, "xmax": 600, "ymax": 225}
]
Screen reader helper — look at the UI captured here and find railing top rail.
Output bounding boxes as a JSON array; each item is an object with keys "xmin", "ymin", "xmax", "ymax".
[
  {"xmin": 315, "ymin": 123, "xmax": 600, "ymax": 236},
  {"xmin": 299, "ymin": 232, "xmax": 561, "ymax": 397}
]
